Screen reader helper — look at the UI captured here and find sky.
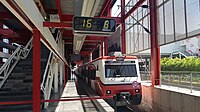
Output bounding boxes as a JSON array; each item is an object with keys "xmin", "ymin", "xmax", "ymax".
[{"xmin": 111, "ymin": 0, "xmax": 130, "ymax": 17}]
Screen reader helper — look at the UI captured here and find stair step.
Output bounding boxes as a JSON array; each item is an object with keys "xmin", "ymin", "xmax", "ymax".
[
  {"xmin": 11, "ymin": 73, "xmax": 27, "ymax": 77},
  {"xmin": 0, "ymin": 87, "xmax": 11, "ymax": 91},
  {"xmin": 9, "ymin": 75, "xmax": 25, "ymax": 79},
  {"xmin": 0, "ymin": 95, "xmax": 32, "ymax": 101},
  {"xmin": 0, "ymin": 104, "xmax": 32, "ymax": 112},
  {"xmin": 0, "ymin": 91, "xmax": 32, "ymax": 96},
  {"xmin": 3, "ymin": 83, "xmax": 32, "ymax": 89},
  {"xmin": 7, "ymin": 79, "xmax": 24, "ymax": 83}
]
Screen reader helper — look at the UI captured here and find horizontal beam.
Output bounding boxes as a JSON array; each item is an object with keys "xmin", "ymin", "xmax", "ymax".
[
  {"xmin": 43, "ymin": 22, "xmax": 72, "ymax": 29},
  {"xmin": 0, "ymin": 29, "xmax": 14, "ymax": 35},
  {"xmin": 62, "ymin": 14, "xmax": 74, "ymax": 22},
  {"xmin": 124, "ymin": 0, "xmax": 146, "ymax": 19},
  {"xmin": 63, "ymin": 30, "xmax": 73, "ymax": 37}
]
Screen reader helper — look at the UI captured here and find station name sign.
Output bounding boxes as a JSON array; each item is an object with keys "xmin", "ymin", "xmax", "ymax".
[{"xmin": 73, "ymin": 16, "xmax": 116, "ymax": 36}]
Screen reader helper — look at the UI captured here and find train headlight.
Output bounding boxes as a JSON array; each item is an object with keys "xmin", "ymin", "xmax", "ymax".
[
  {"xmin": 135, "ymin": 89, "xmax": 140, "ymax": 93},
  {"xmin": 106, "ymin": 90, "xmax": 111, "ymax": 94}
]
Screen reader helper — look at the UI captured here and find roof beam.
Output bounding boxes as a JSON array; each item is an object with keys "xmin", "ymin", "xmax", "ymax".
[
  {"xmin": 124, "ymin": 0, "xmax": 146, "ymax": 19},
  {"xmin": 14, "ymin": 0, "xmax": 67, "ymax": 64},
  {"xmin": 0, "ymin": 0, "xmax": 33, "ymax": 31},
  {"xmin": 43, "ymin": 22, "xmax": 72, "ymax": 29}
]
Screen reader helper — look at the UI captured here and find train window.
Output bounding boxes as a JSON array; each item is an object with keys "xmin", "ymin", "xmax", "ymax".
[{"xmin": 105, "ymin": 65, "xmax": 137, "ymax": 78}]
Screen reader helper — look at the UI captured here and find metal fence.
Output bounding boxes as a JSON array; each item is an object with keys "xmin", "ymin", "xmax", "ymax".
[{"xmin": 140, "ymin": 71, "xmax": 200, "ymax": 93}]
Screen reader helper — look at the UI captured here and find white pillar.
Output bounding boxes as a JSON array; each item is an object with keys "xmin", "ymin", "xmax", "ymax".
[
  {"xmin": 59, "ymin": 61, "xmax": 63, "ymax": 86},
  {"xmin": 54, "ymin": 59, "xmax": 58, "ymax": 93}
]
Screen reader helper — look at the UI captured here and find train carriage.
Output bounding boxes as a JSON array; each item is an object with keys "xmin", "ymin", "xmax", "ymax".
[{"xmin": 76, "ymin": 55, "xmax": 142, "ymax": 106}]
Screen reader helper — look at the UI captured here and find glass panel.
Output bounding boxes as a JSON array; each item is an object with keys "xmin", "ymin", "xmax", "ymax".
[
  {"xmin": 143, "ymin": 16, "xmax": 149, "ymax": 49},
  {"xmin": 174, "ymin": 0, "xmax": 186, "ymax": 40},
  {"xmin": 105, "ymin": 65, "xmax": 137, "ymax": 78},
  {"xmin": 164, "ymin": 0, "xmax": 174, "ymax": 43},
  {"xmin": 186, "ymin": 0, "xmax": 200, "ymax": 37},
  {"xmin": 159, "ymin": 5, "xmax": 165, "ymax": 45},
  {"xmin": 158, "ymin": 0, "xmax": 163, "ymax": 6}
]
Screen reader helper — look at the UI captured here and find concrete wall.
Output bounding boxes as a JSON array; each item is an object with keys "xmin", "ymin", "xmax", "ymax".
[{"xmin": 138, "ymin": 84, "xmax": 200, "ymax": 112}]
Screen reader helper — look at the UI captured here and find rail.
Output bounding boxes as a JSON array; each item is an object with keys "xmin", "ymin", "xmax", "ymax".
[
  {"xmin": 41, "ymin": 30, "xmax": 61, "ymax": 108},
  {"xmin": 0, "ymin": 37, "xmax": 33, "ymax": 88}
]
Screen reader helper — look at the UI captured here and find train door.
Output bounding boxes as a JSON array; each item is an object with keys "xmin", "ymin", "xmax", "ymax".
[{"xmin": 88, "ymin": 65, "xmax": 96, "ymax": 90}]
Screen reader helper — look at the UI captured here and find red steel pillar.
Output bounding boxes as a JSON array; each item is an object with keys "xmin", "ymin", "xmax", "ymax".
[
  {"xmin": 104, "ymin": 37, "xmax": 108, "ymax": 56},
  {"xmin": 121, "ymin": 0, "xmax": 126, "ymax": 54},
  {"xmin": 150, "ymin": 0, "xmax": 160, "ymax": 86},
  {"xmin": 101, "ymin": 42, "xmax": 103, "ymax": 56},
  {"xmin": 32, "ymin": 29, "xmax": 41, "ymax": 112},
  {"xmin": 0, "ymin": 21, "xmax": 3, "ymax": 64},
  {"xmin": 107, "ymin": 1, "xmax": 111, "ymax": 17}
]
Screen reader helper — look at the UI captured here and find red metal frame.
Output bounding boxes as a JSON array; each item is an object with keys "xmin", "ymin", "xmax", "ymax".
[
  {"xmin": 121, "ymin": 0, "xmax": 126, "ymax": 54},
  {"xmin": 42, "ymin": 96, "xmax": 113, "ymax": 102},
  {"xmin": 0, "ymin": 21, "xmax": 3, "ymax": 64},
  {"xmin": 55, "ymin": 0, "xmax": 63, "ymax": 22},
  {"xmin": 0, "ymin": 29, "xmax": 14, "ymax": 35},
  {"xmin": 62, "ymin": 14, "xmax": 74, "ymax": 22},
  {"xmin": 33, "ymin": 29, "xmax": 41, "ymax": 112},
  {"xmin": 43, "ymin": 22, "xmax": 72, "ymax": 28},
  {"xmin": 0, "ymin": 96, "xmax": 112, "ymax": 106},
  {"xmin": 124, "ymin": 0, "xmax": 146, "ymax": 19},
  {"xmin": 104, "ymin": 37, "xmax": 108, "ymax": 56},
  {"xmin": 149, "ymin": 0, "xmax": 160, "ymax": 86},
  {"xmin": 100, "ymin": 0, "xmax": 112, "ymax": 17}
]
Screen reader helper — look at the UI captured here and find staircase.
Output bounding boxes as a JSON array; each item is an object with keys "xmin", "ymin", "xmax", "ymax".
[{"xmin": 0, "ymin": 44, "xmax": 49, "ymax": 112}]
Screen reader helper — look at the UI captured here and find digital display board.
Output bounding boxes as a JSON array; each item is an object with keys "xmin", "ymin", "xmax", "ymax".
[{"xmin": 73, "ymin": 16, "xmax": 116, "ymax": 35}]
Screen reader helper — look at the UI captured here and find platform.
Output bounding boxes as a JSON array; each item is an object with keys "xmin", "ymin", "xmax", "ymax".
[{"xmin": 43, "ymin": 80, "xmax": 114, "ymax": 112}]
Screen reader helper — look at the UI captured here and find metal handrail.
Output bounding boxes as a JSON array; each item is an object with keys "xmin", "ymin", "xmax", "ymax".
[
  {"xmin": 41, "ymin": 52, "xmax": 53, "ymax": 92},
  {"xmin": 40, "ymin": 30, "xmax": 62, "ymax": 108},
  {"xmin": 0, "ymin": 37, "xmax": 33, "ymax": 88}
]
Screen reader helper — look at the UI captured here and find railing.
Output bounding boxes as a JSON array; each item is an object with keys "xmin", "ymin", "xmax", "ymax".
[
  {"xmin": 140, "ymin": 71, "xmax": 200, "ymax": 93},
  {"xmin": 41, "ymin": 30, "xmax": 61, "ymax": 108},
  {"xmin": 161, "ymin": 71, "xmax": 200, "ymax": 93},
  {"xmin": 0, "ymin": 37, "xmax": 33, "ymax": 88}
]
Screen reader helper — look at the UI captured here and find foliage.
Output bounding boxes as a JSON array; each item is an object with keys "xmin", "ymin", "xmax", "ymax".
[{"xmin": 161, "ymin": 57, "xmax": 200, "ymax": 72}]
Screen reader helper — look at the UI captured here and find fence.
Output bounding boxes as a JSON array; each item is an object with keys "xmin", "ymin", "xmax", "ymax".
[{"xmin": 140, "ymin": 71, "xmax": 200, "ymax": 93}]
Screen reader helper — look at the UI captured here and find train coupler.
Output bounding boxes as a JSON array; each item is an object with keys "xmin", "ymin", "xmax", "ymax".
[{"xmin": 114, "ymin": 92, "xmax": 131, "ymax": 106}]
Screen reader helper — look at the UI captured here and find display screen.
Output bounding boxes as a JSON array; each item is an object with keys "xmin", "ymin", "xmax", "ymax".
[{"xmin": 73, "ymin": 16, "xmax": 116, "ymax": 33}]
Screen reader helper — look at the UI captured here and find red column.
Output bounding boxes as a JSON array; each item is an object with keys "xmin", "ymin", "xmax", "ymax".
[
  {"xmin": 0, "ymin": 21, "xmax": 3, "ymax": 64},
  {"xmin": 107, "ymin": 1, "xmax": 111, "ymax": 17},
  {"xmin": 121, "ymin": 0, "xmax": 126, "ymax": 54},
  {"xmin": 150, "ymin": 0, "xmax": 160, "ymax": 86},
  {"xmin": 104, "ymin": 37, "xmax": 108, "ymax": 56},
  {"xmin": 32, "ymin": 29, "xmax": 41, "ymax": 112}
]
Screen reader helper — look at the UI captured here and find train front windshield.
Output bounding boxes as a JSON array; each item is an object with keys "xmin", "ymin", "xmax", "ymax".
[{"xmin": 105, "ymin": 64, "xmax": 137, "ymax": 78}]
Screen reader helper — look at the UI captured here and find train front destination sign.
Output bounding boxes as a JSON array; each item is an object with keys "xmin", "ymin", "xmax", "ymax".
[{"xmin": 73, "ymin": 16, "xmax": 116, "ymax": 36}]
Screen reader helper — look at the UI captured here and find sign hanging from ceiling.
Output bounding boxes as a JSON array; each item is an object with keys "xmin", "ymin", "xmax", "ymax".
[{"xmin": 73, "ymin": 16, "xmax": 116, "ymax": 36}]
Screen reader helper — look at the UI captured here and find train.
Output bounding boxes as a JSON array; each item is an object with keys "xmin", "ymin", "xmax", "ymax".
[{"xmin": 76, "ymin": 55, "xmax": 142, "ymax": 106}]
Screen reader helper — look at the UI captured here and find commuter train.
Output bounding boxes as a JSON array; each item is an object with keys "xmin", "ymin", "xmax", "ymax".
[{"xmin": 76, "ymin": 55, "xmax": 142, "ymax": 106}]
